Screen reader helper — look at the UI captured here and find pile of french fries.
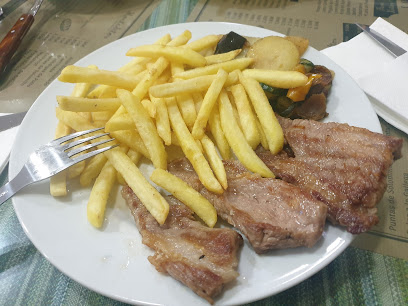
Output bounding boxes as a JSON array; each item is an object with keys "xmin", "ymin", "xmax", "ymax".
[{"xmin": 52, "ymin": 30, "xmax": 309, "ymax": 228}]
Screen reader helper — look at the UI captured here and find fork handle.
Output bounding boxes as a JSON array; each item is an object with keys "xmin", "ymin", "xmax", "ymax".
[
  {"xmin": 0, "ymin": 165, "xmax": 33, "ymax": 205},
  {"xmin": 0, "ymin": 13, "xmax": 34, "ymax": 74}
]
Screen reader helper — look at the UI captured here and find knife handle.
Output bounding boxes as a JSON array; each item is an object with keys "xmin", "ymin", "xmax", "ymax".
[{"xmin": 0, "ymin": 13, "xmax": 34, "ymax": 74}]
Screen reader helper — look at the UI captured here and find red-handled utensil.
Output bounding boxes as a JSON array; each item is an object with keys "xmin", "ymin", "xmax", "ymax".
[{"xmin": 0, "ymin": 0, "xmax": 43, "ymax": 74}]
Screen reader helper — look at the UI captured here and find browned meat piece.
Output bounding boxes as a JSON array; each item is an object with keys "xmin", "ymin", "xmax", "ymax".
[
  {"xmin": 294, "ymin": 93, "xmax": 327, "ymax": 121},
  {"xmin": 122, "ymin": 186, "xmax": 243, "ymax": 304},
  {"xmin": 169, "ymin": 158, "xmax": 327, "ymax": 253},
  {"xmin": 307, "ymin": 65, "xmax": 334, "ymax": 97},
  {"xmin": 257, "ymin": 117, "xmax": 402, "ymax": 234}
]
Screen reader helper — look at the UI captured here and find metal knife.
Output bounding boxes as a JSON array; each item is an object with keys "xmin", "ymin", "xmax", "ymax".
[
  {"xmin": 0, "ymin": 0, "xmax": 44, "ymax": 74},
  {"xmin": 355, "ymin": 23, "xmax": 407, "ymax": 58},
  {"xmin": 0, "ymin": 111, "xmax": 27, "ymax": 132}
]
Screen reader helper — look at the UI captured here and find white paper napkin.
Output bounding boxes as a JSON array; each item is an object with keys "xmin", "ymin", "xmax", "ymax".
[
  {"xmin": 0, "ymin": 114, "xmax": 21, "ymax": 173},
  {"xmin": 322, "ymin": 18, "xmax": 408, "ymax": 134}
]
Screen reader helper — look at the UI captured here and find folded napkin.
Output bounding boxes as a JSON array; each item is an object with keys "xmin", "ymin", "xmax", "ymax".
[
  {"xmin": 322, "ymin": 18, "xmax": 408, "ymax": 134},
  {"xmin": 0, "ymin": 114, "xmax": 20, "ymax": 173}
]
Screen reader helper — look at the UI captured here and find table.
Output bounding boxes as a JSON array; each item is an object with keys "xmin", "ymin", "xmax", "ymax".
[{"xmin": 0, "ymin": 0, "xmax": 407, "ymax": 305}]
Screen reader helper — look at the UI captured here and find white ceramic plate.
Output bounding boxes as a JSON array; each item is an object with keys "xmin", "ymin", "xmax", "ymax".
[{"xmin": 10, "ymin": 22, "xmax": 381, "ymax": 306}]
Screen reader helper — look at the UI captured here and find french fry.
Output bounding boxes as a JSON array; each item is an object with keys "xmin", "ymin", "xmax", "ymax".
[
  {"xmin": 150, "ymin": 95, "xmax": 171, "ymax": 145},
  {"xmin": 205, "ymin": 49, "xmax": 241, "ymax": 65},
  {"xmin": 117, "ymin": 149, "xmax": 142, "ymax": 185},
  {"xmin": 104, "ymin": 113, "xmax": 134, "ymax": 132},
  {"xmin": 132, "ymin": 57, "xmax": 170, "ymax": 100},
  {"xmin": 126, "ymin": 45, "xmax": 206, "ymax": 67},
  {"xmin": 87, "ymin": 161, "xmax": 117, "ymax": 228},
  {"xmin": 58, "ymin": 65, "xmax": 145, "ymax": 90},
  {"xmin": 219, "ymin": 90, "xmax": 274, "ymax": 178},
  {"xmin": 50, "ymin": 172, "xmax": 68, "ymax": 197},
  {"xmin": 78, "ymin": 112, "xmax": 92, "ymax": 122},
  {"xmin": 242, "ymin": 69, "xmax": 308, "ymax": 88},
  {"xmin": 230, "ymin": 96, "xmax": 243, "ymax": 130},
  {"xmin": 239, "ymin": 72, "xmax": 284, "ymax": 154},
  {"xmin": 171, "ymin": 62, "xmax": 197, "ymax": 129},
  {"xmin": 230, "ymin": 84, "xmax": 260, "ymax": 149},
  {"xmin": 154, "ymin": 69, "xmax": 172, "ymax": 85},
  {"xmin": 150, "ymin": 75, "xmax": 214, "ymax": 97},
  {"xmin": 171, "ymin": 132, "xmax": 181, "ymax": 146},
  {"xmin": 141, "ymin": 98, "xmax": 156, "ymax": 118},
  {"xmin": 151, "ymin": 169, "xmax": 217, "ymax": 227},
  {"xmin": 119, "ymin": 33, "xmax": 171, "ymax": 70},
  {"xmin": 104, "ymin": 104, "xmax": 127, "ymax": 133},
  {"xmin": 91, "ymin": 111, "xmax": 114, "ymax": 123},
  {"xmin": 173, "ymin": 58, "xmax": 253, "ymax": 79},
  {"xmin": 192, "ymin": 69, "xmax": 228, "ymax": 139},
  {"xmin": 88, "ymin": 85, "xmax": 117, "ymax": 99},
  {"xmin": 149, "ymin": 72, "xmax": 238, "ymax": 98},
  {"xmin": 176, "ymin": 94, "xmax": 197, "ymax": 129},
  {"xmin": 202, "ymin": 47, "xmax": 215, "ymax": 56},
  {"xmin": 120, "ymin": 62, "xmax": 147, "ymax": 76},
  {"xmin": 171, "ymin": 62, "xmax": 184, "ymax": 77},
  {"xmin": 255, "ymin": 116, "xmax": 268, "ymax": 150},
  {"xmin": 184, "ymin": 34, "xmax": 221, "ymax": 52},
  {"xmin": 67, "ymin": 148, "xmax": 87, "ymax": 179},
  {"xmin": 128, "ymin": 149, "xmax": 142, "ymax": 164},
  {"xmin": 192, "ymin": 92, "xmax": 203, "ymax": 113},
  {"xmin": 208, "ymin": 106, "xmax": 231, "ymax": 160},
  {"xmin": 110, "ymin": 130, "xmax": 150, "ymax": 159},
  {"xmin": 201, "ymin": 135, "xmax": 227, "ymax": 190},
  {"xmin": 71, "ymin": 64, "xmax": 98, "ymax": 98},
  {"xmin": 56, "ymin": 108, "xmax": 169, "ymax": 225},
  {"xmin": 57, "ymin": 96, "xmax": 121, "ymax": 112},
  {"xmin": 117, "ymin": 89, "xmax": 167, "ymax": 169},
  {"xmin": 166, "ymin": 97, "xmax": 223, "ymax": 194},
  {"xmin": 167, "ymin": 30, "xmax": 192, "ymax": 47},
  {"xmin": 195, "ymin": 139, "xmax": 204, "ymax": 152},
  {"xmin": 92, "ymin": 120, "xmax": 106, "ymax": 128},
  {"xmin": 50, "ymin": 120, "xmax": 71, "ymax": 196},
  {"xmin": 80, "ymin": 154, "xmax": 108, "ymax": 187},
  {"xmin": 106, "ymin": 149, "xmax": 169, "ymax": 225},
  {"xmin": 87, "ymin": 70, "xmax": 149, "ymax": 99}
]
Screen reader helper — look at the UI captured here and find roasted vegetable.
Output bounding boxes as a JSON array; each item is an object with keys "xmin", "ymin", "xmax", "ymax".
[
  {"xmin": 270, "ymin": 96, "xmax": 296, "ymax": 117},
  {"xmin": 215, "ymin": 31, "xmax": 247, "ymax": 54},
  {"xmin": 300, "ymin": 58, "xmax": 315, "ymax": 73},
  {"xmin": 294, "ymin": 93, "xmax": 327, "ymax": 120},
  {"xmin": 247, "ymin": 36, "xmax": 299, "ymax": 71},
  {"xmin": 260, "ymin": 82, "xmax": 288, "ymax": 99},
  {"xmin": 286, "ymin": 74, "xmax": 321, "ymax": 102}
]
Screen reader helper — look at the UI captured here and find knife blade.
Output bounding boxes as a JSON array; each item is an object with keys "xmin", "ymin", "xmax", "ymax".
[
  {"xmin": 355, "ymin": 23, "xmax": 407, "ymax": 58},
  {"xmin": 0, "ymin": 111, "xmax": 27, "ymax": 132},
  {"xmin": 0, "ymin": 0, "xmax": 43, "ymax": 74}
]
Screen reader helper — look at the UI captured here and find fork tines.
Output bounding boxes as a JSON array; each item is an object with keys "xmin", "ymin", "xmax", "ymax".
[{"xmin": 54, "ymin": 127, "xmax": 117, "ymax": 162}]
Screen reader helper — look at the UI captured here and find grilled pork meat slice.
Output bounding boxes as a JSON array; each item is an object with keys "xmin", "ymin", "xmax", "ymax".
[
  {"xmin": 277, "ymin": 116, "xmax": 402, "ymax": 161},
  {"xmin": 258, "ymin": 153, "xmax": 381, "ymax": 234},
  {"xmin": 169, "ymin": 158, "xmax": 327, "ymax": 253},
  {"xmin": 122, "ymin": 186, "xmax": 243, "ymax": 304},
  {"xmin": 257, "ymin": 117, "xmax": 403, "ymax": 234}
]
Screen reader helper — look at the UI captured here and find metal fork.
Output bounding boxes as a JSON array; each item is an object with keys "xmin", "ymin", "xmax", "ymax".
[{"xmin": 0, "ymin": 127, "xmax": 117, "ymax": 205}]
